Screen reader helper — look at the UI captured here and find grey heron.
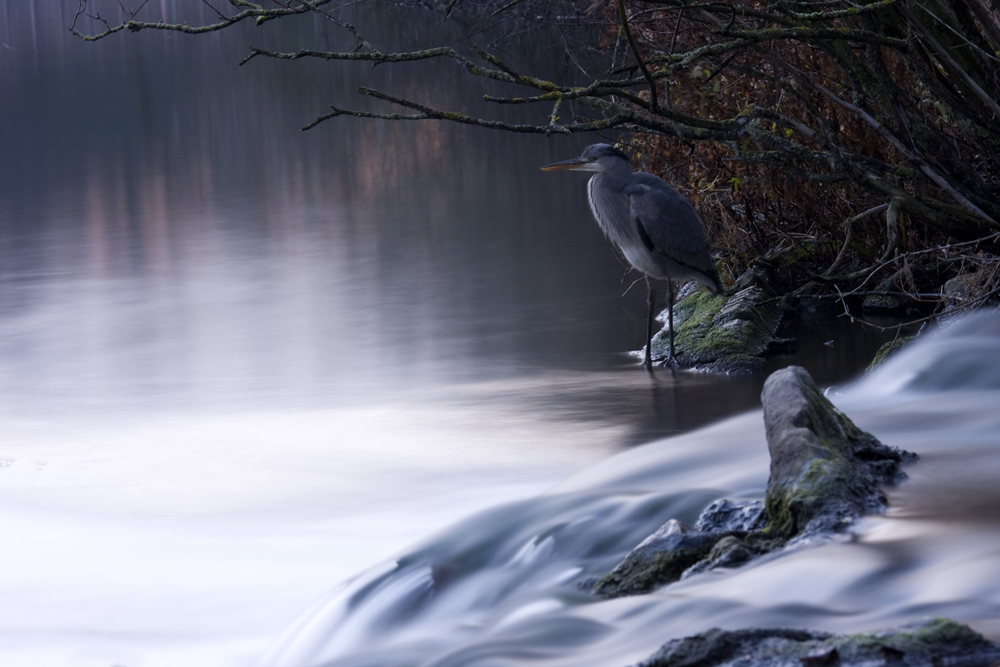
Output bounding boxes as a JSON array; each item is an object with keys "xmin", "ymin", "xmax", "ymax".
[{"xmin": 541, "ymin": 143, "xmax": 722, "ymax": 369}]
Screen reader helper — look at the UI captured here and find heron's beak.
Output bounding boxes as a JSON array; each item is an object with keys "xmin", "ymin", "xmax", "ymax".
[{"xmin": 540, "ymin": 157, "xmax": 598, "ymax": 172}]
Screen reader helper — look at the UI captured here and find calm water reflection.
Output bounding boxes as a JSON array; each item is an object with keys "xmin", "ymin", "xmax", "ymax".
[{"xmin": 0, "ymin": 1, "xmax": 891, "ymax": 426}]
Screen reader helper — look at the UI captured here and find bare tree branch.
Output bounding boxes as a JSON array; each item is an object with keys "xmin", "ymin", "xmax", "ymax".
[
  {"xmin": 303, "ymin": 86, "xmax": 631, "ymax": 133},
  {"xmin": 618, "ymin": 0, "xmax": 659, "ymax": 113}
]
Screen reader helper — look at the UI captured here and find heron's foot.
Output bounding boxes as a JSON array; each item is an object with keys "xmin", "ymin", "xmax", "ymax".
[{"xmin": 656, "ymin": 354, "xmax": 679, "ymax": 369}]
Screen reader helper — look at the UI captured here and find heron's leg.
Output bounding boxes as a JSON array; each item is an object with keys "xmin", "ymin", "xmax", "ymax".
[
  {"xmin": 644, "ymin": 276, "xmax": 655, "ymax": 371},
  {"xmin": 667, "ymin": 280, "xmax": 677, "ymax": 363}
]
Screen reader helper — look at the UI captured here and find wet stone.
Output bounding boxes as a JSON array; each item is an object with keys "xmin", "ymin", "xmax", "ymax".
[
  {"xmin": 650, "ymin": 277, "xmax": 791, "ymax": 374},
  {"xmin": 866, "ymin": 336, "xmax": 914, "ymax": 373},
  {"xmin": 592, "ymin": 366, "xmax": 916, "ymax": 599},
  {"xmin": 681, "ymin": 535, "xmax": 753, "ymax": 579},
  {"xmin": 694, "ymin": 499, "xmax": 765, "ymax": 533},
  {"xmin": 591, "ymin": 520, "xmax": 721, "ymax": 598},
  {"xmin": 762, "ymin": 366, "xmax": 916, "ymax": 541},
  {"xmin": 632, "ymin": 618, "xmax": 1000, "ymax": 667}
]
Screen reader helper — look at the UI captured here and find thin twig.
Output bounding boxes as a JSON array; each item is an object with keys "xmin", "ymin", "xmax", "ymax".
[
  {"xmin": 773, "ymin": 56, "xmax": 999, "ymax": 226},
  {"xmin": 200, "ymin": 0, "xmax": 229, "ymax": 21},
  {"xmin": 842, "ymin": 230, "xmax": 1000, "ymax": 296},
  {"xmin": 823, "ymin": 203, "xmax": 890, "ymax": 276},
  {"xmin": 900, "ymin": 4, "xmax": 1000, "ymax": 119},
  {"xmin": 618, "ymin": 0, "xmax": 659, "ymax": 114}
]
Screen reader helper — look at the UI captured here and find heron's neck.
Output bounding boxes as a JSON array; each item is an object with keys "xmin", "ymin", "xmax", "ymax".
[{"xmin": 593, "ymin": 161, "xmax": 633, "ymax": 191}]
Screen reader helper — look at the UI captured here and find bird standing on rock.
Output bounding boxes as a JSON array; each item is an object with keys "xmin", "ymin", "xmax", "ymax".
[{"xmin": 541, "ymin": 143, "xmax": 722, "ymax": 370}]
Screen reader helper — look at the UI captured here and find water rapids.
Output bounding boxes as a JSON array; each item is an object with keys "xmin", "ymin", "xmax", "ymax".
[{"xmin": 262, "ymin": 311, "xmax": 1000, "ymax": 667}]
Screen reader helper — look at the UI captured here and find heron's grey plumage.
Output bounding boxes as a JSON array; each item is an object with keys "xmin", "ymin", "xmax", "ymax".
[
  {"xmin": 625, "ymin": 182, "xmax": 718, "ymax": 285},
  {"xmin": 542, "ymin": 143, "xmax": 721, "ymax": 368}
]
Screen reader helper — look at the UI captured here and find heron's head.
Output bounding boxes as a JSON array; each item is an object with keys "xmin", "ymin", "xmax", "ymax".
[{"xmin": 541, "ymin": 143, "xmax": 631, "ymax": 173}]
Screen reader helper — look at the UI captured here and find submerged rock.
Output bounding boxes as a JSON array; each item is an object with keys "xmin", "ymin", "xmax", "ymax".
[
  {"xmin": 680, "ymin": 534, "xmax": 753, "ymax": 579},
  {"xmin": 634, "ymin": 618, "xmax": 1000, "ymax": 667},
  {"xmin": 866, "ymin": 336, "xmax": 914, "ymax": 373},
  {"xmin": 649, "ymin": 278, "xmax": 793, "ymax": 374},
  {"xmin": 592, "ymin": 366, "xmax": 915, "ymax": 599}
]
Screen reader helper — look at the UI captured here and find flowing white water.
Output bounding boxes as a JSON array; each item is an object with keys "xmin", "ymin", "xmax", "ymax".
[
  {"xmin": 0, "ymin": 391, "xmax": 629, "ymax": 666},
  {"xmin": 259, "ymin": 312, "xmax": 1000, "ymax": 667}
]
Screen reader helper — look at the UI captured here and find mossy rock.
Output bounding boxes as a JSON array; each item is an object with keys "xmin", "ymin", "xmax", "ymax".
[
  {"xmin": 762, "ymin": 366, "xmax": 916, "ymax": 540},
  {"xmin": 866, "ymin": 336, "xmax": 913, "ymax": 373},
  {"xmin": 591, "ymin": 367, "xmax": 916, "ymax": 600},
  {"xmin": 651, "ymin": 286, "xmax": 790, "ymax": 373},
  {"xmin": 592, "ymin": 520, "xmax": 720, "ymax": 598},
  {"xmin": 635, "ymin": 618, "xmax": 1000, "ymax": 667}
]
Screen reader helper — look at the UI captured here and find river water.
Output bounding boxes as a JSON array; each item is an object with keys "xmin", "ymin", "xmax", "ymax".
[
  {"xmin": 1, "ymin": 3, "xmax": 996, "ymax": 667},
  {"xmin": 259, "ymin": 314, "xmax": 1000, "ymax": 667}
]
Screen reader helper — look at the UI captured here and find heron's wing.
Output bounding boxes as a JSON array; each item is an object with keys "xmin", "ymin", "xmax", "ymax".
[{"xmin": 625, "ymin": 180, "xmax": 716, "ymax": 276}]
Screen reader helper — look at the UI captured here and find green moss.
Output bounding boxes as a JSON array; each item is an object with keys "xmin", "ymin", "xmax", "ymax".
[
  {"xmin": 844, "ymin": 618, "xmax": 993, "ymax": 653},
  {"xmin": 765, "ymin": 449, "xmax": 860, "ymax": 539},
  {"xmin": 593, "ymin": 536, "xmax": 720, "ymax": 598},
  {"xmin": 656, "ymin": 287, "xmax": 783, "ymax": 370},
  {"xmin": 866, "ymin": 337, "xmax": 913, "ymax": 373},
  {"xmin": 804, "ymin": 455, "xmax": 840, "ymax": 481},
  {"xmin": 904, "ymin": 617, "xmax": 989, "ymax": 645},
  {"xmin": 671, "ymin": 290, "xmax": 724, "ymax": 327}
]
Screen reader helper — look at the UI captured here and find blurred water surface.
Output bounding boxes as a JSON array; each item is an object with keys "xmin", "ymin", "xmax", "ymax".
[
  {"xmin": 0, "ymin": 3, "xmax": 929, "ymax": 666},
  {"xmin": 260, "ymin": 314, "xmax": 1000, "ymax": 667}
]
